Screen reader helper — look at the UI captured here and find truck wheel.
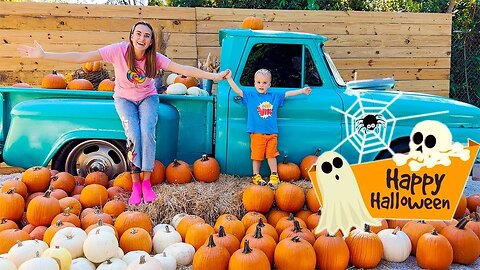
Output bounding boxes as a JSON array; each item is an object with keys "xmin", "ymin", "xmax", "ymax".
[{"xmin": 52, "ymin": 139, "xmax": 127, "ymax": 179}]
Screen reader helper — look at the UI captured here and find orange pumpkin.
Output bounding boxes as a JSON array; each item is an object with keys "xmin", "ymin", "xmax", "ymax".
[
  {"xmin": 0, "ymin": 218, "xmax": 18, "ymax": 232},
  {"xmin": 26, "ymin": 189, "xmax": 61, "ymax": 226},
  {"xmin": 50, "ymin": 172, "xmax": 76, "ymax": 195},
  {"xmin": 241, "ymin": 212, "xmax": 267, "ymax": 230},
  {"xmin": 114, "ymin": 211, "xmax": 152, "ymax": 237},
  {"xmin": 174, "ymin": 75, "xmax": 198, "ymax": 88},
  {"xmin": 274, "ymin": 236, "xmax": 316, "ymax": 270},
  {"xmin": 306, "ymin": 209, "xmax": 321, "ymax": 231},
  {"xmin": 0, "ymin": 229, "xmax": 31, "ymax": 254},
  {"xmin": 85, "ymin": 171, "xmax": 109, "ymax": 187},
  {"xmin": 275, "ymin": 213, "xmax": 307, "ymax": 235},
  {"xmin": 345, "ymin": 225, "xmax": 383, "ymax": 269},
  {"xmin": 295, "ymin": 209, "xmax": 313, "ymax": 224},
  {"xmin": 21, "ymin": 166, "xmax": 52, "ymax": 193},
  {"xmin": 193, "ymin": 154, "xmax": 220, "ymax": 183},
  {"xmin": 466, "ymin": 193, "xmax": 480, "ymax": 213},
  {"xmin": 274, "ymin": 182, "xmax": 305, "ymax": 213},
  {"xmin": 177, "ymin": 215, "xmax": 205, "ymax": 241},
  {"xmin": 416, "ymin": 230, "xmax": 453, "ymax": 269},
  {"xmin": 454, "ymin": 193, "xmax": 468, "ymax": 218},
  {"xmin": 120, "ymin": 227, "xmax": 152, "ymax": 253},
  {"xmin": 0, "ymin": 188, "xmax": 25, "ymax": 222},
  {"xmin": 103, "ymin": 197, "xmax": 126, "ymax": 218},
  {"xmin": 185, "ymin": 222, "xmax": 215, "ymax": 251},
  {"xmin": 402, "ymin": 220, "xmax": 435, "ymax": 255},
  {"xmin": 114, "ymin": 171, "xmax": 133, "ymax": 192},
  {"xmin": 97, "ymin": 78, "xmax": 115, "ymax": 91},
  {"xmin": 51, "ymin": 207, "xmax": 81, "ymax": 227},
  {"xmin": 41, "ymin": 70, "xmax": 67, "ymax": 89},
  {"xmin": 370, "ymin": 219, "xmax": 389, "ymax": 234},
  {"xmin": 43, "ymin": 220, "xmax": 75, "ymax": 245},
  {"xmin": 166, "ymin": 159, "xmax": 192, "ymax": 184},
  {"xmin": 82, "ymin": 61, "xmax": 103, "ymax": 72},
  {"xmin": 305, "ymin": 188, "xmax": 321, "ymax": 212},
  {"xmin": 194, "ymin": 235, "xmax": 231, "ymax": 270},
  {"xmin": 1, "ymin": 179, "xmax": 28, "ymax": 199},
  {"xmin": 141, "ymin": 160, "xmax": 165, "ymax": 185},
  {"xmin": 229, "ymin": 239, "xmax": 270, "ymax": 270},
  {"xmin": 242, "ymin": 185, "xmax": 275, "ymax": 213},
  {"xmin": 246, "ymin": 218, "xmax": 279, "ymax": 243},
  {"xmin": 241, "ymin": 226, "xmax": 276, "ymax": 265},
  {"xmin": 279, "ymin": 220, "xmax": 316, "ymax": 245},
  {"xmin": 58, "ymin": 197, "xmax": 82, "ymax": 216},
  {"xmin": 266, "ymin": 209, "xmax": 289, "ymax": 227},
  {"xmin": 67, "ymin": 78, "xmax": 94, "ymax": 90},
  {"xmin": 300, "ymin": 148, "xmax": 321, "ymax": 180},
  {"xmin": 313, "ymin": 234, "xmax": 350, "ymax": 270},
  {"xmin": 214, "ymin": 214, "xmax": 245, "ymax": 241},
  {"xmin": 12, "ymin": 82, "xmax": 32, "ymax": 88},
  {"xmin": 466, "ymin": 212, "xmax": 480, "ymax": 239},
  {"xmin": 79, "ymin": 184, "xmax": 108, "ymax": 208},
  {"xmin": 241, "ymin": 16, "xmax": 264, "ymax": 30},
  {"xmin": 440, "ymin": 218, "xmax": 480, "ymax": 265},
  {"xmin": 81, "ymin": 208, "xmax": 113, "ymax": 230},
  {"xmin": 208, "ymin": 225, "xmax": 240, "ymax": 255},
  {"xmin": 277, "ymin": 155, "xmax": 301, "ymax": 182}
]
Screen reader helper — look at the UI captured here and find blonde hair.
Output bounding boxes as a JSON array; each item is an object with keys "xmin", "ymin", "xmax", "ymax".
[{"xmin": 255, "ymin": 69, "xmax": 271, "ymax": 80}]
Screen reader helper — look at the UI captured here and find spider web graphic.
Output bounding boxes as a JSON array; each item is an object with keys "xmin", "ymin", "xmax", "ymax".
[{"xmin": 331, "ymin": 92, "xmax": 449, "ymax": 164}]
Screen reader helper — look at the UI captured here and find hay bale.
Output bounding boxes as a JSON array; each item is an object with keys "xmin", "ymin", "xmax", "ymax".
[{"xmin": 126, "ymin": 175, "xmax": 313, "ymax": 226}]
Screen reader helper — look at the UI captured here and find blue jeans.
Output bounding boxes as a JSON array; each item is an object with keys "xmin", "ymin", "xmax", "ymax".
[{"xmin": 114, "ymin": 95, "xmax": 159, "ymax": 172}]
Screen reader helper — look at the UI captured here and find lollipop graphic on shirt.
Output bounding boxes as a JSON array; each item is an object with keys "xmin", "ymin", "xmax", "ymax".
[{"xmin": 127, "ymin": 68, "xmax": 146, "ymax": 84}]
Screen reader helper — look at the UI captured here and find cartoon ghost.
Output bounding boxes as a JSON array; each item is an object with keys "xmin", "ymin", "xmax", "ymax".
[{"xmin": 312, "ymin": 151, "xmax": 380, "ymax": 236}]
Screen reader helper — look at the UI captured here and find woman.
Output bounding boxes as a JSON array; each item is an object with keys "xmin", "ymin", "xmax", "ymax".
[{"xmin": 18, "ymin": 21, "xmax": 229, "ymax": 205}]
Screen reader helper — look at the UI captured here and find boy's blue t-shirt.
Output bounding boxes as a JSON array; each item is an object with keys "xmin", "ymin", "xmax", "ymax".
[{"xmin": 241, "ymin": 90, "xmax": 285, "ymax": 134}]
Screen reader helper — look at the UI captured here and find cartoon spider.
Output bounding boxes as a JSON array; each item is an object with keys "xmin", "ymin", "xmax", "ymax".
[{"xmin": 355, "ymin": 114, "xmax": 386, "ymax": 134}]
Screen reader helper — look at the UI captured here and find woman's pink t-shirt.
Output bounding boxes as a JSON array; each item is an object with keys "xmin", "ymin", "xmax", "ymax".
[{"xmin": 98, "ymin": 42, "xmax": 171, "ymax": 101}]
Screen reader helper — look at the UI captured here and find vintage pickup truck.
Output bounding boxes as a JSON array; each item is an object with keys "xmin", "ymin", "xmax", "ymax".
[{"xmin": 1, "ymin": 29, "xmax": 480, "ymax": 179}]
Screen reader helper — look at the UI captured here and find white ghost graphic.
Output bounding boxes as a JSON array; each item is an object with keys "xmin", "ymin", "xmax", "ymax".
[{"xmin": 313, "ymin": 151, "xmax": 380, "ymax": 236}]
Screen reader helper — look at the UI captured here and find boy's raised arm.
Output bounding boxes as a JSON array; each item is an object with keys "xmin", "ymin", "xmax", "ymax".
[
  {"xmin": 225, "ymin": 71, "xmax": 244, "ymax": 97},
  {"xmin": 285, "ymin": 86, "xmax": 312, "ymax": 98}
]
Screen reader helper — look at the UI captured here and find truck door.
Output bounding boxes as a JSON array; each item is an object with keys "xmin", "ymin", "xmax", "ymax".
[{"xmin": 223, "ymin": 39, "xmax": 344, "ymax": 176}]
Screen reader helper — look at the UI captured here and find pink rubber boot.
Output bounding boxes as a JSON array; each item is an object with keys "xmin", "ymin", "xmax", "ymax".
[
  {"xmin": 142, "ymin": 179, "xmax": 157, "ymax": 203},
  {"xmin": 128, "ymin": 181, "xmax": 142, "ymax": 205}
]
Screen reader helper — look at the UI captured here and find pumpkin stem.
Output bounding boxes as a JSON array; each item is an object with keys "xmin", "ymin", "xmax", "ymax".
[
  {"xmin": 316, "ymin": 208, "xmax": 322, "ymax": 215},
  {"xmin": 97, "ymin": 218, "xmax": 104, "ymax": 226},
  {"xmin": 16, "ymin": 240, "xmax": 23, "ymax": 247},
  {"xmin": 257, "ymin": 218, "xmax": 265, "ymax": 228},
  {"xmin": 364, "ymin": 224, "xmax": 371, "ymax": 232},
  {"xmin": 55, "ymin": 219, "xmax": 64, "ymax": 227},
  {"xmin": 51, "ymin": 175, "xmax": 59, "ymax": 182},
  {"xmin": 456, "ymin": 217, "xmax": 470, "ymax": 229},
  {"xmin": 207, "ymin": 234, "xmax": 216, "ymax": 248},
  {"xmin": 173, "ymin": 159, "xmax": 180, "ymax": 167},
  {"xmin": 393, "ymin": 226, "xmax": 401, "ymax": 235},
  {"xmin": 6, "ymin": 188, "xmax": 16, "ymax": 194},
  {"xmin": 254, "ymin": 225, "xmax": 264, "ymax": 239},
  {"xmin": 314, "ymin": 148, "xmax": 321, "ymax": 156},
  {"xmin": 292, "ymin": 220, "xmax": 303, "ymax": 233},
  {"xmin": 218, "ymin": 225, "xmax": 227, "ymax": 237},
  {"xmin": 44, "ymin": 189, "xmax": 52, "ymax": 198},
  {"xmin": 282, "ymin": 155, "xmax": 289, "ymax": 164},
  {"xmin": 431, "ymin": 229, "xmax": 439, "ymax": 236},
  {"xmin": 291, "ymin": 235, "xmax": 301, "ymax": 242},
  {"xmin": 472, "ymin": 212, "xmax": 480, "ymax": 222},
  {"xmin": 287, "ymin": 212, "xmax": 295, "ymax": 221},
  {"xmin": 165, "ymin": 225, "xmax": 171, "ymax": 233},
  {"xmin": 139, "ymin": 255, "xmax": 147, "ymax": 264},
  {"xmin": 0, "ymin": 218, "xmax": 7, "ymax": 224},
  {"xmin": 201, "ymin": 154, "xmax": 209, "ymax": 161},
  {"xmin": 242, "ymin": 239, "xmax": 253, "ymax": 254},
  {"xmin": 52, "ymin": 70, "xmax": 58, "ymax": 75},
  {"xmin": 418, "ymin": 220, "xmax": 426, "ymax": 224}
]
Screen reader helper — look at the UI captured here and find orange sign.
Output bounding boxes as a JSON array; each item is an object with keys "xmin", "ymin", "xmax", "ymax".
[{"xmin": 308, "ymin": 139, "xmax": 479, "ymax": 221}]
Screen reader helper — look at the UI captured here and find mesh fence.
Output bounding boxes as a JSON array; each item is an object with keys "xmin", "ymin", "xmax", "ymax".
[{"xmin": 450, "ymin": 31, "xmax": 480, "ymax": 108}]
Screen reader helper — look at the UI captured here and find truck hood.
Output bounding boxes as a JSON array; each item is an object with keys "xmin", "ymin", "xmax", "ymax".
[{"xmin": 350, "ymin": 89, "xmax": 480, "ymax": 129}]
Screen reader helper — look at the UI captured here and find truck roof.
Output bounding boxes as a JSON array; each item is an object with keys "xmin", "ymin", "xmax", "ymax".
[{"xmin": 219, "ymin": 28, "xmax": 329, "ymax": 45}]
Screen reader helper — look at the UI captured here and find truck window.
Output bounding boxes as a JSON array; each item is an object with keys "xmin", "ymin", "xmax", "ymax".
[{"xmin": 240, "ymin": 43, "xmax": 322, "ymax": 88}]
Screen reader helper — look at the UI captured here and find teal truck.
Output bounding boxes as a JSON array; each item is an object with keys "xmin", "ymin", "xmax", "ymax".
[{"xmin": 1, "ymin": 29, "xmax": 480, "ymax": 179}]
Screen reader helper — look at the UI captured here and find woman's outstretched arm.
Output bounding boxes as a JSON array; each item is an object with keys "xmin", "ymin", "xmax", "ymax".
[{"xmin": 18, "ymin": 40, "xmax": 102, "ymax": 63}]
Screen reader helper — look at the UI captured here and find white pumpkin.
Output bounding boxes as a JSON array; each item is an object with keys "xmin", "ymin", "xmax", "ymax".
[
  {"xmin": 163, "ymin": 242, "xmax": 194, "ymax": 266},
  {"xmin": 153, "ymin": 225, "xmax": 182, "ymax": 254},
  {"xmin": 70, "ymin": 257, "xmax": 95, "ymax": 270},
  {"xmin": 87, "ymin": 225, "xmax": 116, "ymax": 237},
  {"xmin": 122, "ymin": 250, "xmax": 149, "ymax": 265},
  {"xmin": 83, "ymin": 229, "xmax": 118, "ymax": 263},
  {"xmin": 126, "ymin": 255, "xmax": 163, "ymax": 270},
  {"xmin": 152, "ymin": 224, "xmax": 175, "ymax": 235},
  {"xmin": 186, "ymin": 86, "xmax": 203, "ymax": 96},
  {"xmin": 165, "ymin": 83, "xmax": 187, "ymax": 95},
  {"xmin": 0, "ymin": 256, "xmax": 16, "ymax": 270},
  {"xmin": 116, "ymin": 247, "xmax": 125, "ymax": 259},
  {"xmin": 50, "ymin": 227, "xmax": 87, "ymax": 259},
  {"xmin": 200, "ymin": 89, "xmax": 209, "ymax": 96},
  {"xmin": 41, "ymin": 245, "xmax": 72, "ymax": 270},
  {"xmin": 97, "ymin": 258, "xmax": 128, "ymax": 270},
  {"xmin": 166, "ymin": 73, "xmax": 178, "ymax": 85},
  {"xmin": 153, "ymin": 252, "xmax": 176, "ymax": 270},
  {"xmin": 19, "ymin": 256, "xmax": 60, "ymax": 270},
  {"xmin": 377, "ymin": 227, "xmax": 412, "ymax": 262},
  {"xmin": 170, "ymin": 213, "xmax": 188, "ymax": 229},
  {"xmin": 7, "ymin": 239, "xmax": 48, "ymax": 268}
]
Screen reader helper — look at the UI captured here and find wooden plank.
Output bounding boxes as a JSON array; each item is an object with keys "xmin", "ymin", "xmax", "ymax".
[
  {"xmin": 394, "ymin": 80, "xmax": 450, "ymax": 92},
  {"xmin": 196, "ymin": 7, "xmax": 451, "ymax": 25},
  {"xmin": 0, "ymin": 30, "xmax": 196, "ymax": 46},
  {"xmin": 0, "ymin": 15, "xmax": 196, "ymax": 33},
  {"xmin": 339, "ymin": 68, "xmax": 450, "ymax": 81},
  {"xmin": 0, "ymin": 2, "xmax": 195, "ymax": 20},
  {"xmin": 0, "ymin": 44, "xmax": 197, "ymax": 59},
  {"xmin": 333, "ymin": 58, "xmax": 450, "ymax": 69},
  {"xmin": 197, "ymin": 33, "xmax": 451, "ymax": 47},
  {"xmin": 328, "ymin": 46, "xmax": 451, "ymax": 59},
  {"xmin": 196, "ymin": 21, "xmax": 452, "ymax": 36}
]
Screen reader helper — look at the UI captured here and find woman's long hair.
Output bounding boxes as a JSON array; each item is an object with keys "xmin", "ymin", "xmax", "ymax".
[{"xmin": 127, "ymin": 21, "xmax": 157, "ymax": 78}]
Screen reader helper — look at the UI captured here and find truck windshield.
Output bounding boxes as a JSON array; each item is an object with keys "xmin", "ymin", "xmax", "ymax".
[{"xmin": 322, "ymin": 46, "xmax": 346, "ymax": 87}]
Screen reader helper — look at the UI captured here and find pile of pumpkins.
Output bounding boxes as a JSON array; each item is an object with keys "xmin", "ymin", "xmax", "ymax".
[
  {"xmin": 164, "ymin": 73, "xmax": 209, "ymax": 96},
  {"xmin": 35, "ymin": 61, "xmax": 114, "ymax": 92},
  {"xmin": 239, "ymin": 179, "xmax": 480, "ymax": 269}
]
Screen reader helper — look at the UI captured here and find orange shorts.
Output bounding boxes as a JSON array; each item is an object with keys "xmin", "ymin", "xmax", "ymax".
[{"xmin": 250, "ymin": 133, "xmax": 279, "ymax": 161}]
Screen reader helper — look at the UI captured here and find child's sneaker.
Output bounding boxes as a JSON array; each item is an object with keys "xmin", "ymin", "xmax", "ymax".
[
  {"xmin": 252, "ymin": 174, "xmax": 267, "ymax": 185},
  {"xmin": 267, "ymin": 173, "xmax": 280, "ymax": 188}
]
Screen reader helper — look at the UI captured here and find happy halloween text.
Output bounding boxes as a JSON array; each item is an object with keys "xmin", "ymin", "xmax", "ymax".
[{"xmin": 370, "ymin": 168, "xmax": 450, "ymax": 210}]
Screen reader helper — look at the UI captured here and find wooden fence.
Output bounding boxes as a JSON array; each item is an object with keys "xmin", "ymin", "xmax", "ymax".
[{"xmin": 0, "ymin": 2, "xmax": 452, "ymax": 96}]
